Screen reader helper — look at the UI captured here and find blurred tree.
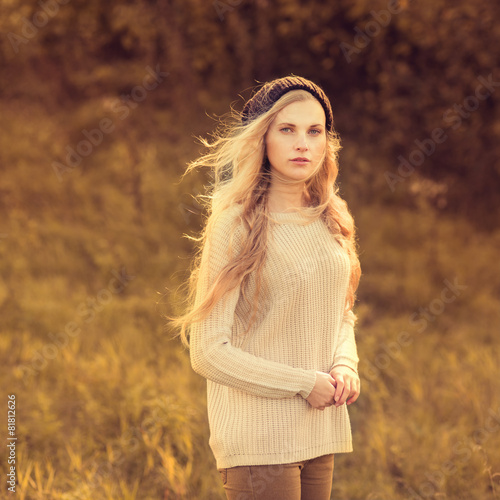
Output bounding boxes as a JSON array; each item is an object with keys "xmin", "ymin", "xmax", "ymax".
[{"xmin": 0, "ymin": 0, "xmax": 499, "ymax": 224}]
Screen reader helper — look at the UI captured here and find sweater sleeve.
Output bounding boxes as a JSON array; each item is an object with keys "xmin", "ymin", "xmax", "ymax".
[
  {"xmin": 189, "ymin": 207, "xmax": 317, "ymax": 399},
  {"xmin": 331, "ymin": 309, "xmax": 359, "ymax": 374}
]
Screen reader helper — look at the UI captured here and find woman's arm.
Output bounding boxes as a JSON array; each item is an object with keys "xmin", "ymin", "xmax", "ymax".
[
  {"xmin": 330, "ymin": 309, "xmax": 359, "ymax": 374},
  {"xmin": 189, "ymin": 208, "xmax": 319, "ymax": 400},
  {"xmin": 190, "ymin": 284, "xmax": 319, "ymax": 399},
  {"xmin": 329, "ymin": 309, "xmax": 360, "ymax": 405}
]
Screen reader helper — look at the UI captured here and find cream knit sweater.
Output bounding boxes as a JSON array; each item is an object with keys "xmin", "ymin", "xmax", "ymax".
[{"xmin": 190, "ymin": 203, "xmax": 359, "ymax": 469}]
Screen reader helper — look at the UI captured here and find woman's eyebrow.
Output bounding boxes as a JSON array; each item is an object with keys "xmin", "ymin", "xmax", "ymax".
[{"xmin": 276, "ymin": 122, "xmax": 324, "ymax": 128}]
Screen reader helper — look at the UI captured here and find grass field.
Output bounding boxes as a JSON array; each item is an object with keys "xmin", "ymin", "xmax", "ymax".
[{"xmin": 1, "ymin": 101, "xmax": 499, "ymax": 499}]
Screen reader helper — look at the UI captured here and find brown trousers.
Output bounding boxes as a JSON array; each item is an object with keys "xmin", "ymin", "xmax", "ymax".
[{"xmin": 217, "ymin": 453, "xmax": 335, "ymax": 500}]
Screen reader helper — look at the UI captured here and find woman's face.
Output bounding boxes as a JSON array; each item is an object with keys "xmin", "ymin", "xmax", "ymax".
[{"xmin": 265, "ymin": 98, "xmax": 327, "ymax": 183}]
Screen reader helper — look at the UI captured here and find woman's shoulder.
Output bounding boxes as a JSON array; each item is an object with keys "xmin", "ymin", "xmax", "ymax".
[
  {"xmin": 213, "ymin": 203, "xmax": 244, "ymax": 227},
  {"xmin": 223, "ymin": 202, "xmax": 245, "ymax": 218},
  {"xmin": 209, "ymin": 203, "xmax": 245, "ymax": 242}
]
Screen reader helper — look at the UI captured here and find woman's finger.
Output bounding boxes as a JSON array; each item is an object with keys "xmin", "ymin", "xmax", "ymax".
[
  {"xmin": 346, "ymin": 378, "xmax": 361, "ymax": 405},
  {"xmin": 335, "ymin": 379, "xmax": 351, "ymax": 406}
]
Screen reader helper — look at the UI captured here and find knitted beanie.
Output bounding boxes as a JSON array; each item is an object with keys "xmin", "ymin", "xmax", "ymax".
[{"xmin": 241, "ymin": 76, "xmax": 334, "ymax": 132}]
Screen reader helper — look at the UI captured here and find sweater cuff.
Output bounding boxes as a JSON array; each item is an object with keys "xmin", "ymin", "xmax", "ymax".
[
  {"xmin": 332, "ymin": 358, "xmax": 358, "ymax": 374},
  {"xmin": 298, "ymin": 370, "xmax": 317, "ymax": 399}
]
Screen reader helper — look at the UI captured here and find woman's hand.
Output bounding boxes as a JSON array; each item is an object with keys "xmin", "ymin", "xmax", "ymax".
[
  {"xmin": 329, "ymin": 365, "xmax": 360, "ymax": 407},
  {"xmin": 305, "ymin": 371, "xmax": 337, "ymax": 410}
]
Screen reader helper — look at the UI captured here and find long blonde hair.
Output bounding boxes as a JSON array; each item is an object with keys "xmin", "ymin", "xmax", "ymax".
[{"xmin": 169, "ymin": 89, "xmax": 361, "ymax": 348}]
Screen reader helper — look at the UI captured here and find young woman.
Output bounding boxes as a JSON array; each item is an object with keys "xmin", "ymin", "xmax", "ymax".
[{"xmin": 171, "ymin": 76, "xmax": 361, "ymax": 500}]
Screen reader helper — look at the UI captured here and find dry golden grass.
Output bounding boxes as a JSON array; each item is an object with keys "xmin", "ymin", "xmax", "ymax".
[{"xmin": 1, "ymin": 103, "xmax": 499, "ymax": 499}]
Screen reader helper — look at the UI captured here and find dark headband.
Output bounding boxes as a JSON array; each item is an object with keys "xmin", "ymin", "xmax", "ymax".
[{"xmin": 241, "ymin": 76, "xmax": 334, "ymax": 132}]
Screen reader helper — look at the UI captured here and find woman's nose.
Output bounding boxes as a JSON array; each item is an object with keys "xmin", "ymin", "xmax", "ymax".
[{"xmin": 295, "ymin": 135, "xmax": 309, "ymax": 151}]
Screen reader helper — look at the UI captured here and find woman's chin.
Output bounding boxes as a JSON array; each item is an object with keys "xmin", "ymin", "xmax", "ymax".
[{"xmin": 271, "ymin": 167, "xmax": 315, "ymax": 183}]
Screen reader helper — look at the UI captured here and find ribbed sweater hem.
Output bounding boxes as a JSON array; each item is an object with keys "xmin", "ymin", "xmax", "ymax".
[{"xmin": 215, "ymin": 441, "xmax": 353, "ymax": 469}]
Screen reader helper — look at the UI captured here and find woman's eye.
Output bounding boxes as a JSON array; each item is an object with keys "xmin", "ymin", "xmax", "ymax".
[{"xmin": 278, "ymin": 127, "xmax": 322, "ymax": 134}]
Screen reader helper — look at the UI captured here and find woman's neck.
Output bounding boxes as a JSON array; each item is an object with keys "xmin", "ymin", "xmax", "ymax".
[{"xmin": 267, "ymin": 184, "xmax": 308, "ymax": 213}]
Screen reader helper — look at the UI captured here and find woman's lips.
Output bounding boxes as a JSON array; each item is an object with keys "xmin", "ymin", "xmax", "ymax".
[{"xmin": 290, "ymin": 158, "xmax": 310, "ymax": 165}]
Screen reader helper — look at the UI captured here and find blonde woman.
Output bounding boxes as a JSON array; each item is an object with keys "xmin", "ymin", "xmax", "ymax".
[{"xmin": 171, "ymin": 76, "xmax": 361, "ymax": 500}]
